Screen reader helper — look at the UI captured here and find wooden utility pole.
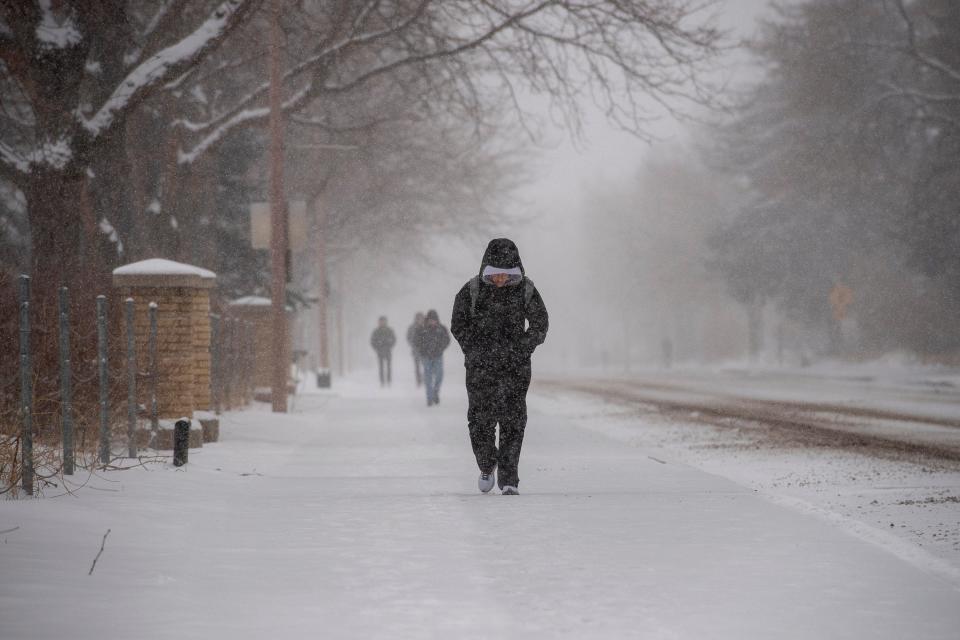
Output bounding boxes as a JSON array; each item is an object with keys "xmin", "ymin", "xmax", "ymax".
[
  {"xmin": 314, "ymin": 199, "xmax": 329, "ymax": 371},
  {"xmin": 337, "ymin": 267, "xmax": 345, "ymax": 377},
  {"xmin": 268, "ymin": 0, "xmax": 288, "ymax": 413}
]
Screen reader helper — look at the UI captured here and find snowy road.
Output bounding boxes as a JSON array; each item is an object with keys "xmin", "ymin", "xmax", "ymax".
[
  {"xmin": 540, "ymin": 369, "xmax": 960, "ymax": 459},
  {"xmin": 3, "ymin": 377, "xmax": 960, "ymax": 639}
]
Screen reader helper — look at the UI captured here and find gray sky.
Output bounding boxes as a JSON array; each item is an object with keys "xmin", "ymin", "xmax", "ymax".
[{"xmin": 514, "ymin": 0, "xmax": 774, "ymax": 214}]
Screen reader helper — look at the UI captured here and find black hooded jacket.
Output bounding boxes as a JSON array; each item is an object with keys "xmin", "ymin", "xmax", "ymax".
[
  {"xmin": 416, "ymin": 311, "xmax": 451, "ymax": 359},
  {"xmin": 451, "ymin": 238, "xmax": 548, "ymax": 370}
]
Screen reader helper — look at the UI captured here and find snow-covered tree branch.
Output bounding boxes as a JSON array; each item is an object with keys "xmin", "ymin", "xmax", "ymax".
[
  {"xmin": 175, "ymin": 0, "xmax": 720, "ymax": 161},
  {"xmin": 82, "ymin": 0, "xmax": 260, "ymax": 140},
  {"xmin": 0, "ymin": 0, "xmax": 722, "ymax": 370},
  {"xmin": 0, "ymin": 139, "xmax": 28, "ymax": 182}
]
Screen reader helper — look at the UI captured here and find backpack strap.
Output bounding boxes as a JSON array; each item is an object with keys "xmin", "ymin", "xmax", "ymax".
[{"xmin": 469, "ymin": 276, "xmax": 480, "ymax": 317}]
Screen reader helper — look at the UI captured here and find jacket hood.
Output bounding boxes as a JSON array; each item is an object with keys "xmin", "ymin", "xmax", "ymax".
[{"xmin": 479, "ymin": 238, "xmax": 525, "ymax": 277}]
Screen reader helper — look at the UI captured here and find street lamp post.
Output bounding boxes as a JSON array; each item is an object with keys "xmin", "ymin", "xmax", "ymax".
[
  {"xmin": 314, "ymin": 199, "xmax": 330, "ymax": 377},
  {"xmin": 268, "ymin": 0, "xmax": 288, "ymax": 413}
]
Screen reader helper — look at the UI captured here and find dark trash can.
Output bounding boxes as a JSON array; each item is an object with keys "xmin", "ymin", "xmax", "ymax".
[{"xmin": 316, "ymin": 368, "xmax": 331, "ymax": 389}]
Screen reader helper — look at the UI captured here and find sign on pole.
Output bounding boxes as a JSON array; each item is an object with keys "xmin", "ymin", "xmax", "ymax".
[
  {"xmin": 829, "ymin": 284, "xmax": 853, "ymax": 321},
  {"xmin": 250, "ymin": 200, "xmax": 308, "ymax": 250}
]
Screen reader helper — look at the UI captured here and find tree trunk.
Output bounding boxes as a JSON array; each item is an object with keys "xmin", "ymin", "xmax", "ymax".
[
  {"xmin": 747, "ymin": 299, "xmax": 765, "ymax": 362},
  {"xmin": 312, "ymin": 197, "xmax": 329, "ymax": 370},
  {"xmin": 25, "ymin": 169, "xmax": 107, "ymax": 425},
  {"xmin": 27, "ymin": 171, "xmax": 102, "ymax": 297},
  {"xmin": 126, "ymin": 110, "xmax": 151, "ymax": 260},
  {"xmin": 91, "ymin": 127, "xmax": 133, "ymax": 270}
]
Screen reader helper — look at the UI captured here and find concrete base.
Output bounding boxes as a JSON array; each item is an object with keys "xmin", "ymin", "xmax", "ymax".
[
  {"xmin": 137, "ymin": 426, "xmax": 204, "ymax": 450},
  {"xmin": 199, "ymin": 417, "xmax": 220, "ymax": 443},
  {"xmin": 253, "ymin": 385, "xmax": 296, "ymax": 403},
  {"xmin": 316, "ymin": 369, "xmax": 331, "ymax": 388}
]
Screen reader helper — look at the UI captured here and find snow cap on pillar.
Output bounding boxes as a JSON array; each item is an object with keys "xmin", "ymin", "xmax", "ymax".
[{"xmin": 112, "ymin": 258, "xmax": 216, "ymax": 289}]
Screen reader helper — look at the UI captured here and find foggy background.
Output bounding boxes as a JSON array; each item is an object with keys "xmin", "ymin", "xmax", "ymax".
[
  {"xmin": 332, "ymin": 0, "xmax": 777, "ymax": 375},
  {"xmin": 2, "ymin": 0, "xmax": 958, "ymax": 383},
  {"xmin": 330, "ymin": 0, "xmax": 960, "ymax": 376}
]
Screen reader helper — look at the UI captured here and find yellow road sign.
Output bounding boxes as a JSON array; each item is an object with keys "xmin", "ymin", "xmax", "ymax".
[{"xmin": 829, "ymin": 283, "xmax": 853, "ymax": 321}]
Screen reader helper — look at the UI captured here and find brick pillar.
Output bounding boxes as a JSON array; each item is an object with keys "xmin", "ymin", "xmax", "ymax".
[
  {"xmin": 113, "ymin": 260, "xmax": 216, "ymax": 428},
  {"xmin": 192, "ymin": 283, "xmax": 214, "ymax": 411},
  {"xmin": 228, "ymin": 296, "xmax": 291, "ymax": 402}
]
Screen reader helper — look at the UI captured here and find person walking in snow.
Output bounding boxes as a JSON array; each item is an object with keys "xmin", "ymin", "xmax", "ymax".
[
  {"xmin": 370, "ymin": 316, "xmax": 396, "ymax": 386},
  {"xmin": 407, "ymin": 312, "xmax": 426, "ymax": 387},
  {"xmin": 451, "ymin": 238, "xmax": 548, "ymax": 495},
  {"xmin": 415, "ymin": 309, "xmax": 451, "ymax": 406}
]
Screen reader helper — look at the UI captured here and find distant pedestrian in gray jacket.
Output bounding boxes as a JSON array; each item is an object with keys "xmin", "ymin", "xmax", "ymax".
[
  {"xmin": 414, "ymin": 309, "xmax": 450, "ymax": 406},
  {"xmin": 370, "ymin": 316, "xmax": 396, "ymax": 386}
]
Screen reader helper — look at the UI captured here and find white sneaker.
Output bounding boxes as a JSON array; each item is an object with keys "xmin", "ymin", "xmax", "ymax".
[
  {"xmin": 501, "ymin": 486, "xmax": 519, "ymax": 495},
  {"xmin": 478, "ymin": 471, "xmax": 495, "ymax": 493}
]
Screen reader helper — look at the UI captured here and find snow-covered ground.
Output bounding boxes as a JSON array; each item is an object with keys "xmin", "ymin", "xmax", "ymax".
[
  {"xmin": 2, "ymin": 369, "xmax": 960, "ymax": 639},
  {"xmin": 550, "ymin": 360, "xmax": 960, "ymax": 422},
  {"xmin": 531, "ymin": 385, "xmax": 960, "ymax": 583}
]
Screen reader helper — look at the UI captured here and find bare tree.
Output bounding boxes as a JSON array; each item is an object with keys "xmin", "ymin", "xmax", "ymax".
[
  {"xmin": 706, "ymin": 0, "xmax": 960, "ymax": 357},
  {"xmin": 1, "ymin": 0, "xmax": 720, "ymax": 308},
  {"xmin": 0, "ymin": 0, "xmax": 262, "ymax": 302}
]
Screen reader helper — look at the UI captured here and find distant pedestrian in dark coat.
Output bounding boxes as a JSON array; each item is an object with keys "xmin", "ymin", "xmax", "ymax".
[
  {"xmin": 407, "ymin": 312, "xmax": 426, "ymax": 387},
  {"xmin": 451, "ymin": 238, "xmax": 548, "ymax": 495},
  {"xmin": 415, "ymin": 309, "xmax": 451, "ymax": 406},
  {"xmin": 370, "ymin": 316, "xmax": 396, "ymax": 386}
]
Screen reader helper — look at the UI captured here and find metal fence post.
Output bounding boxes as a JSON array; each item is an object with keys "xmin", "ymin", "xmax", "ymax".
[
  {"xmin": 231, "ymin": 318, "xmax": 242, "ymax": 405},
  {"xmin": 125, "ymin": 298, "xmax": 137, "ymax": 458},
  {"xmin": 239, "ymin": 320, "xmax": 248, "ymax": 403},
  {"xmin": 18, "ymin": 275, "xmax": 33, "ymax": 496},
  {"xmin": 58, "ymin": 287, "xmax": 74, "ymax": 475},
  {"xmin": 148, "ymin": 302, "xmax": 159, "ymax": 438},
  {"xmin": 221, "ymin": 317, "xmax": 232, "ymax": 411},
  {"xmin": 97, "ymin": 295, "xmax": 109, "ymax": 466},
  {"xmin": 243, "ymin": 320, "xmax": 254, "ymax": 403},
  {"xmin": 210, "ymin": 313, "xmax": 221, "ymax": 415},
  {"xmin": 249, "ymin": 320, "xmax": 257, "ymax": 400}
]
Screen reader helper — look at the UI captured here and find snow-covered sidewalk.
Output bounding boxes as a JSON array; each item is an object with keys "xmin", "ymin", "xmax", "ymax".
[{"xmin": 2, "ymin": 377, "xmax": 959, "ymax": 639}]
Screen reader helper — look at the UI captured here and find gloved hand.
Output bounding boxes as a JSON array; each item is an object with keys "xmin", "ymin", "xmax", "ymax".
[{"xmin": 518, "ymin": 334, "xmax": 537, "ymax": 357}]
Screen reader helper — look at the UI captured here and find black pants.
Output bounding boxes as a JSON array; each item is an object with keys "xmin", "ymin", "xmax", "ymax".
[
  {"xmin": 466, "ymin": 361, "xmax": 531, "ymax": 489},
  {"xmin": 377, "ymin": 352, "xmax": 392, "ymax": 385},
  {"xmin": 412, "ymin": 352, "xmax": 422, "ymax": 386}
]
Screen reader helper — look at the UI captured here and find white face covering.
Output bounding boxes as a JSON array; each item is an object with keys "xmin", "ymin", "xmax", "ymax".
[{"xmin": 481, "ymin": 265, "xmax": 523, "ymax": 286}]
